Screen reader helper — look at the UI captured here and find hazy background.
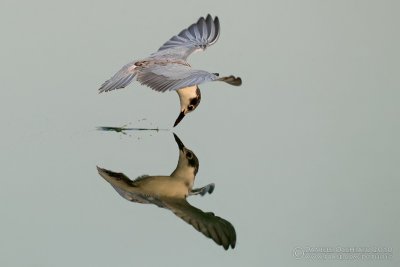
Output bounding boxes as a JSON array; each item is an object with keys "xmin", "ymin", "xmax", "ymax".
[{"xmin": 1, "ymin": 0, "xmax": 399, "ymax": 266}]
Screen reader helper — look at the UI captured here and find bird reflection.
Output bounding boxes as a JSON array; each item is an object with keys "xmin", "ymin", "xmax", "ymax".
[{"xmin": 97, "ymin": 134, "xmax": 236, "ymax": 250}]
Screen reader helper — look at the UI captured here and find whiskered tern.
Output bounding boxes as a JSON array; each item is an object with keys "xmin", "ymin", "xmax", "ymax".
[{"xmin": 99, "ymin": 14, "xmax": 242, "ymax": 127}]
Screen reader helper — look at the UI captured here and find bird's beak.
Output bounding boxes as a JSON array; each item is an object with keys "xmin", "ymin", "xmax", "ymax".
[
  {"xmin": 173, "ymin": 111, "xmax": 186, "ymax": 127},
  {"xmin": 173, "ymin": 133, "xmax": 185, "ymax": 151}
]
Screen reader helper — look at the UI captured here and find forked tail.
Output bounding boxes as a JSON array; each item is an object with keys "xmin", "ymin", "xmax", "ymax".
[{"xmin": 217, "ymin": 75, "xmax": 242, "ymax": 86}]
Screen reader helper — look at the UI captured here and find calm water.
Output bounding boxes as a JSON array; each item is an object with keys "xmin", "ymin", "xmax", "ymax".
[{"xmin": 1, "ymin": 1, "xmax": 399, "ymax": 266}]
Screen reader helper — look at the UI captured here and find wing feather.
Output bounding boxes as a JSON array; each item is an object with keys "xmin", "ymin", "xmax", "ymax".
[
  {"xmin": 99, "ymin": 61, "xmax": 136, "ymax": 93},
  {"xmin": 154, "ymin": 14, "xmax": 220, "ymax": 60},
  {"xmin": 164, "ymin": 198, "xmax": 236, "ymax": 250},
  {"xmin": 136, "ymin": 64, "xmax": 218, "ymax": 92}
]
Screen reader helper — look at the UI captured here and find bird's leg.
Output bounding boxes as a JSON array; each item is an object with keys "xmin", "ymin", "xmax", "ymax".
[{"xmin": 190, "ymin": 183, "xmax": 215, "ymax": 196}]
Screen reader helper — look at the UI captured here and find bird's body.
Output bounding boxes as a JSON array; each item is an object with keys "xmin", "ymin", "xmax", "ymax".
[
  {"xmin": 97, "ymin": 134, "xmax": 236, "ymax": 250},
  {"xmin": 98, "ymin": 14, "xmax": 242, "ymax": 126},
  {"xmin": 98, "ymin": 175, "xmax": 193, "ymax": 207}
]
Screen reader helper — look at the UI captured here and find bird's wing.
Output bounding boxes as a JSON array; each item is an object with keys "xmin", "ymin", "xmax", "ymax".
[
  {"xmin": 163, "ymin": 198, "xmax": 236, "ymax": 250},
  {"xmin": 97, "ymin": 166, "xmax": 154, "ymax": 204},
  {"xmin": 99, "ymin": 61, "xmax": 137, "ymax": 93},
  {"xmin": 136, "ymin": 63, "xmax": 218, "ymax": 92},
  {"xmin": 97, "ymin": 166, "xmax": 136, "ymax": 200},
  {"xmin": 153, "ymin": 14, "xmax": 220, "ymax": 60}
]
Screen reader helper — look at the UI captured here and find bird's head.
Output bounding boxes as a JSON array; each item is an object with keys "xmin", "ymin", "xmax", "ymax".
[
  {"xmin": 173, "ymin": 133, "xmax": 199, "ymax": 175},
  {"xmin": 174, "ymin": 86, "xmax": 202, "ymax": 127}
]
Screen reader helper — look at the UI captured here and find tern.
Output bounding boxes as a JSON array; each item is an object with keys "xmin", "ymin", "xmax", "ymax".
[
  {"xmin": 98, "ymin": 14, "xmax": 242, "ymax": 127},
  {"xmin": 97, "ymin": 134, "xmax": 236, "ymax": 249}
]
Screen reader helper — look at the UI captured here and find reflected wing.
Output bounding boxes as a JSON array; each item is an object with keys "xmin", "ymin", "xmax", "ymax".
[
  {"xmin": 153, "ymin": 14, "xmax": 220, "ymax": 60},
  {"xmin": 99, "ymin": 61, "xmax": 137, "ymax": 93},
  {"xmin": 97, "ymin": 166, "xmax": 136, "ymax": 200},
  {"xmin": 97, "ymin": 166, "xmax": 153, "ymax": 204},
  {"xmin": 137, "ymin": 63, "xmax": 218, "ymax": 92},
  {"xmin": 97, "ymin": 167, "xmax": 167, "ymax": 206},
  {"xmin": 164, "ymin": 198, "xmax": 236, "ymax": 250}
]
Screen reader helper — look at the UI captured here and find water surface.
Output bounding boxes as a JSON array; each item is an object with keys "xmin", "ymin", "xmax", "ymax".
[{"xmin": 1, "ymin": 1, "xmax": 399, "ymax": 266}]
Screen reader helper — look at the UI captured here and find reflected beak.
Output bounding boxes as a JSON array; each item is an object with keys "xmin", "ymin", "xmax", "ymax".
[
  {"xmin": 173, "ymin": 111, "xmax": 186, "ymax": 127},
  {"xmin": 173, "ymin": 133, "xmax": 185, "ymax": 151}
]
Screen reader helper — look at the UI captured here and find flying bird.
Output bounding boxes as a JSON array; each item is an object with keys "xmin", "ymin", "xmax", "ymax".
[
  {"xmin": 97, "ymin": 134, "xmax": 236, "ymax": 250},
  {"xmin": 98, "ymin": 14, "xmax": 242, "ymax": 127}
]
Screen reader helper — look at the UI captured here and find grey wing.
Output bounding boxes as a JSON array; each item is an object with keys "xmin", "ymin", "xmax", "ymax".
[
  {"xmin": 164, "ymin": 198, "xmax": 236, "ymax": 250},
  {"xmin": 97, "ymin": 166, "xmax": 151, "ymax": 204},
  {"xmin": 136, "ymin": 64, "xmax": 218, "ymax": 92},
  {"xmin": 153, "ymin": 14, "xmax": 220, "ymax": 60},
  {"xmin": 99, "ymin": 61, "xmax": 137, "ymax": 93}
]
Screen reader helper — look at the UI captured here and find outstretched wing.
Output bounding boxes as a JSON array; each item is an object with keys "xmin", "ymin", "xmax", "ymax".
[
  {"xmin": 153, "ymin": 14, "xmax": 220, "ymax": 60},
  {"xmin": 99, "ymin": 61, "xmax": 137, "ymax": 93},
  {"xmin": 97, "ymin": 166, "xmax": 156, "ymax": 204},
  {"xmin": 137, "ymin": 63, "xmax": 242, "ymax": 92},
  {"xmin": 97, "ymin": 166, "xmax": 136, "ymax": 200},
  {"xmin": 164, "ymin": 198, "xmax": 236, "ymax": 250},
  {"xmin": 136, "ymin": 63, "xmax": 218, "ymax": 92}
]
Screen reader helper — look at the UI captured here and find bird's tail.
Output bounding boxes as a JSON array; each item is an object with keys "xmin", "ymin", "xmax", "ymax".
[{"xmin": 217, "ymin": 75, "xmax": 242, "ymax": 86}]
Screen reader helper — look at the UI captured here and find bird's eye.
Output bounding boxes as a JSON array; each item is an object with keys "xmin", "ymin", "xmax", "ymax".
[
  {"xmin": 186, "ymin": 152, "xmax": 193, "ymax": 159},
  {"xmin": 188, "ymin": 105, "xmax": 194, "ymax": 111}
]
